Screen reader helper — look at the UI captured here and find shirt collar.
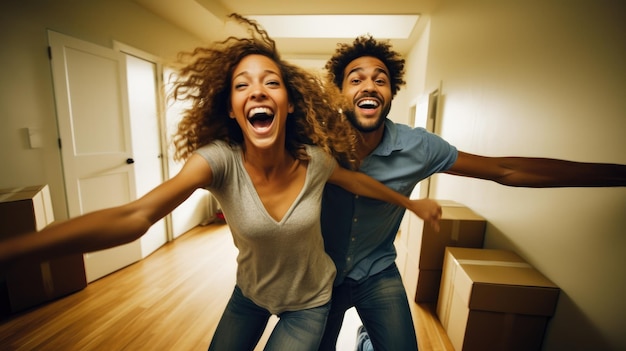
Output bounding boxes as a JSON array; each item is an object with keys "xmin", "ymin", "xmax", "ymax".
[{"xmin": 371, "ymin": 119, "xmax": 403, "ymax": 156}]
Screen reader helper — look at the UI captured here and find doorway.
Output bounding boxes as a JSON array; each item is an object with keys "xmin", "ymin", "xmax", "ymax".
[
  {"xmin": 115, "ymin": 43, "xmax": 170, "ymax": 256},
  {"xmin": 48, "ymin": 31, "xmax": 211, "ymax": 282}
]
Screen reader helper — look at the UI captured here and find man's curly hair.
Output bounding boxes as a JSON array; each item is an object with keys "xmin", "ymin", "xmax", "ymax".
[
  {"xmin": 169, "ymin": 13, "xmax": 358, "ymax": 169},
  {"xmin": 325, "ymin": 35, "xmax": 406, "ymax": 97}
]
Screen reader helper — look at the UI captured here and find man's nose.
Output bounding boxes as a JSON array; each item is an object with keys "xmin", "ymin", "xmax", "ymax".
[{"xmin": 362, "ymin": 78, "xmax": 376, "ymax": 92}]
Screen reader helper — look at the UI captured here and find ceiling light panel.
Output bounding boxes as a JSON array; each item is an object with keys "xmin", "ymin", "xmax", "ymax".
[{"xmin": 247, "ymin": 14, "xmax": 419, "ymax": 39}]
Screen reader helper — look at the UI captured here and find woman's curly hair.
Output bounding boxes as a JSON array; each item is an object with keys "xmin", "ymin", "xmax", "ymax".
[
  {"xmin": 325, "ymin": 35, "xmax": 406, "ymax": 97},
  {"xmin": 170, "ymin": 13, "xmax": 359, "ymax": 169}
]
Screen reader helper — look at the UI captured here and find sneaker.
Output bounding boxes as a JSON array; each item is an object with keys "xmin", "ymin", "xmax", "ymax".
[{"xmin": 355, "ymin": 325, "xmax": 373, "ymax": 351}]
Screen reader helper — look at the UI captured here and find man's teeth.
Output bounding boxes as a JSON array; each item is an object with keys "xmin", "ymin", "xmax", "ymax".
[
  {"xmin": 248, "ymin": 107, "xmax": 274, "ymax": 118},
  {"xmin": 358, "ymin": 99, "xmax": 379, "ymax": 108}
]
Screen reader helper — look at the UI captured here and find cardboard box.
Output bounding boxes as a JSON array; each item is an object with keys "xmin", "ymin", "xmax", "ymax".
[
  {"xmin": 437, "ymin": 247, "xmax": 560, "ymax": 351},
  {"xmin": 0, "ymin": 185, "xmax": 87, "ymax": 315},
  {"xmin": 413, "ymin": 200, "xmax": 486, "ymax": 302},
  {"xmin": 414, "ymin": 268, "xmax": 442, "ymax": 302},
  {"xmin": 0, "ymin": 185, "xmax": 54, "ymax": 238}
]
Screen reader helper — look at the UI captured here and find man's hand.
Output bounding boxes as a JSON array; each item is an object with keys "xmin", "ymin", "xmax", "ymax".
[{"xmin": 408, "ymin": 199, "xmax": 442, "ymax": 232}]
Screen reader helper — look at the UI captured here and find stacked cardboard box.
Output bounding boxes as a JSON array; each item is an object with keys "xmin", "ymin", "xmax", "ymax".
[
  {"xmin": 437, "ymin": 247, "xmax": 560, "ymax": 351},
  {"xmin": 0, "ymin": 185, "xmax": 87, "ymax": 315},
  {"xmin": 414, "ymin": 200, "xmax": 486, "ymax": 303},
  {"xmin": 0, "ymin": 185, "xmax": 54, "ymax": 237}
]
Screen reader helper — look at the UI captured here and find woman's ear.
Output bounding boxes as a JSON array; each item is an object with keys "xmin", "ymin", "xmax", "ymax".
[
  {"xmin": 288, "ymin": 102, "xmax": 294, "ymax": 114},
  {"xmin": 228, "ymin": 107, "xmax": 236, "ymax": 119}
]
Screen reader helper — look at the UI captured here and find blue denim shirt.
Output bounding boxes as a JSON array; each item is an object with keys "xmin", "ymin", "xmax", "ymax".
[{"xmin": 321, "ymin": 119, "xmax": 457, "ymax": 285}]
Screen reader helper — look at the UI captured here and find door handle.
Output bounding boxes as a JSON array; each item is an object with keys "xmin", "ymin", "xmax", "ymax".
[{"xmin": 126, "ymin": 158, "xmax": 135, "ymax": 164}]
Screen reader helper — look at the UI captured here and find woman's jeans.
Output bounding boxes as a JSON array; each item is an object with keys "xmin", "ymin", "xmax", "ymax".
[
  {"xmin": 318, "ymin": 263, "xmax": 419, "ymax": 351},
  {"xmin": 208, "ymin": 285, "xmax": 330, "ymax": 351}
]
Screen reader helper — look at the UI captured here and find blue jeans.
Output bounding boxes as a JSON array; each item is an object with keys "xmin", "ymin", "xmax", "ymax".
[
  {"xmin": 208, "ymin": 286, "xmax": 331, "ymax": 351},
  {"xmin": 318, "ymin": 263, "xmax": 418, "ymax": 351}
]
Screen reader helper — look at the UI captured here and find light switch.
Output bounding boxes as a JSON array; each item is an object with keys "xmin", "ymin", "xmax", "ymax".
[{"xmin": 28, "ymin": 127, "xmax": 43, "ymax": 148}]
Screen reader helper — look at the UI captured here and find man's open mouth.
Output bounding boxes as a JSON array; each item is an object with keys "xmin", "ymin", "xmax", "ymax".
[{"xmin": 357, "ymin": 99, "xmax": 379, "ymax": 110}]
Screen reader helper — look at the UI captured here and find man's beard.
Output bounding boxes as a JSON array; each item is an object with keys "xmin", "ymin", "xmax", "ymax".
[{"xmin": 344, "ymin": 104, "xmax": 390, "ymax": 133}]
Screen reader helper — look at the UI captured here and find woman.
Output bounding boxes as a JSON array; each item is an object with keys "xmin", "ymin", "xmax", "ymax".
[{"xmin": 0, "ymin": 14, "xmax": 441, "ymax": 350}]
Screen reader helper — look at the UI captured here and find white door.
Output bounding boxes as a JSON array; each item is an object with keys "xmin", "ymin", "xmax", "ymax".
[{"xmin": 48, "ymin": 31, "xmax": 142, "ymax": 282}]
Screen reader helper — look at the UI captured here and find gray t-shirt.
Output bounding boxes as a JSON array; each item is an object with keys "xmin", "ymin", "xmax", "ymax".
[{"xmin": 196, "ymin": 141, "xmax": 337, "ymax": 314}]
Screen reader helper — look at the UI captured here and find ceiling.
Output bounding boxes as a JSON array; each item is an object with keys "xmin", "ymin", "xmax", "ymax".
[{"xmin": 133, "ymin": 0, "xmax": 440, "ymax": 57}]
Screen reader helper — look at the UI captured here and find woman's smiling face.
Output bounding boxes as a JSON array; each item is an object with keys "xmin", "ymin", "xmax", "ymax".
[{"xmin": 229, "ymin": 54, "xmax": 293, "ymax": 151}]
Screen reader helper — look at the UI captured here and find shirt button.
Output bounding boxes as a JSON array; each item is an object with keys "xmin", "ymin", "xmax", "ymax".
[
  {"xmin": 355, "ymin": 195, "xmax": 359, "ymax": 199},
  {"xmin": 347, "ymin": 257, "xmax": 351, "ymax": 262},
  {"xmin": 353, "ymin": 217, "xmax": 358, "ymax": 223},
  {"xmin": 351, "ymin": 237, "xmax": 356, "ymax": 242}
]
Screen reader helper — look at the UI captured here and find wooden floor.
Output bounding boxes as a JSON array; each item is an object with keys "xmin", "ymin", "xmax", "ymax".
[{"xmin": 0, "ymin": 223, "xmax": 453, "ymax": 350}]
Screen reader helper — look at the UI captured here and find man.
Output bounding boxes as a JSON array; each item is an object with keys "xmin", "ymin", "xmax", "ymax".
[{"xmin": 318, "ymin": 35, "xmax": 626, "ymax": 351}]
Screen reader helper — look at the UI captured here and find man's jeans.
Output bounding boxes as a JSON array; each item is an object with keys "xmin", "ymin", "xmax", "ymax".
[
  {"xmin": 209, "ymin": 285, "xmax": 330, "ymax": 351},
  {"xmin": 318, "ymin": 263, "xmax": 418, "ymax": 351}
]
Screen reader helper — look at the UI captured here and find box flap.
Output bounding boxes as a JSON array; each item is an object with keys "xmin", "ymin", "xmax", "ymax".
[
  {"xmin": 447, "ymin": 247, "xmax": 524, "ymax": 262},
  {"xmin": 471, "ymin": 282, "xmax": 560, "ymax": 316},
  {"xmin": 442, "ymin": 206, "xmax": 485, "ymax": 221},
  {"xmin": 460, "ymin": 262, "xmax": 556, "ymax": 288},
  {"xmin": 434, "ymin": 199, "xmax": 464, "ymax": 207},
  {"xmin": 0, "ymin": 185, "xmax": 47, "ymax": 203}
]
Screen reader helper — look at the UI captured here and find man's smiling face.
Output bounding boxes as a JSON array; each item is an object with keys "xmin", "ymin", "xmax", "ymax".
[{"xmin": 341, "ymin": 56, "xmax": 393, "ymax": 133}]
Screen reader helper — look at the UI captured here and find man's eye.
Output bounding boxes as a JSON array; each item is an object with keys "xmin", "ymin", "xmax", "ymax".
[{"xmin": 350, "ymin": 78, "xmax": 361, "ymax": 84}]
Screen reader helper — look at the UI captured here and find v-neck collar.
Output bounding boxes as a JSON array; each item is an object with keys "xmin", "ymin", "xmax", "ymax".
[{"xmin": 236, "ymin": 148, "xmax": 311, "ymax": 225}]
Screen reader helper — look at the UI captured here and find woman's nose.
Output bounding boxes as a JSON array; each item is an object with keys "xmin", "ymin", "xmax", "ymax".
[{"xmin": 250, "ymin": 85, "xmax": 267, "ymax": 99}]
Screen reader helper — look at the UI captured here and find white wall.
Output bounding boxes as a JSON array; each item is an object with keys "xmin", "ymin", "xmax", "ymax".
[
  {"xmin": 0, "ymin": 0, "xmax": 203, "ymax": 221},
  {"xmin": 400, "ymin": 1, "xmax": 625, "ymax": 350}
]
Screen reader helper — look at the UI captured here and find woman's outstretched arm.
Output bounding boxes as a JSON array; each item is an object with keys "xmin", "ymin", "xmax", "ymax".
[{"xmin": 0, "ymin": 155, "xmax": 212, "ymax": 265}]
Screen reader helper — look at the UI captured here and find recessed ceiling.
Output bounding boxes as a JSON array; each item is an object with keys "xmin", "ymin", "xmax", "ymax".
[
  {"xmin": 133, "ymin": 0, "xmax": 440, "ymax": 56},
  {"xmin": 247, "ymin": 15, "xmax": 419, "ymax": 39}
]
